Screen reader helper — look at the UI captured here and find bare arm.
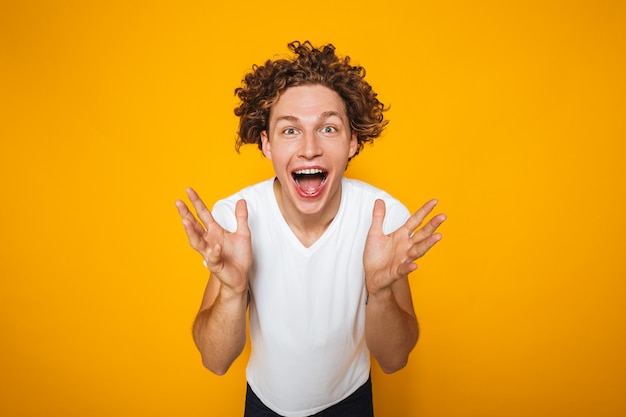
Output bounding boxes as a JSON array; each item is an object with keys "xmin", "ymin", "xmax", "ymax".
[
  {"xmin": 175, "ymin": 188, "xmax": 252, "ymax": 375},
  {"xmin": 365, "ymin": 276, "xmax": 419, "ymax": 373},
  {"xmin": 192, "ymin": 273, "xmax": 248, "ymax": 375},
  {"xmin": 364, "ymin": 199, "xmax": 446, "ymax": 373}
]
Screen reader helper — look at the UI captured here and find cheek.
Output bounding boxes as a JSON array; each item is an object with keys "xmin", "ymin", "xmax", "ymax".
[
  {"xmin": 332, "ymin": 141, "xmax": 355, "ymax": 162},
  {"xmin": 268, "ymin": 149, "xmax": 291, "ymax": 171}
]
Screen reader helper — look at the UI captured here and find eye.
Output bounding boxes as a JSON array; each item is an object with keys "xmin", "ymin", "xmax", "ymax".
[
  {"xmin": 321, "ymin": 126, "xmax": 337, "ymax": 134},
  {"xmin": 283, "ymin": 128, "xmax": 298, "ymax": 135}
]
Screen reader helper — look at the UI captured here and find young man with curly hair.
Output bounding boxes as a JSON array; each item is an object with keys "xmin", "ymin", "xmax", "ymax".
[{"xmin": 175, "ymin": 41, "xmax": 446, "ymax": 417}]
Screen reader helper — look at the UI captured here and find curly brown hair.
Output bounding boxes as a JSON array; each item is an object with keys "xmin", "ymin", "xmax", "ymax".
[{"xmin": 234, "ymin": 41, "xmax": 388, "ymax": 158}]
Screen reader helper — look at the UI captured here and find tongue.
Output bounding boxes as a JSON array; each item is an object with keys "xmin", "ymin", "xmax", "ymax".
[{"xmin": 298, "ymin": 175, "xmax": 323, "ymax": 194}]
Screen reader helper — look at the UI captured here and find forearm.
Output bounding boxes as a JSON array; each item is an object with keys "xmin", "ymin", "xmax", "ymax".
[
  {"xmin": 192, "ymin": 290, "xmax": 248, "ymax": 375},
  {"xmin": 365, "ymin": 287, "xmax": 419, "ymax": 374}
]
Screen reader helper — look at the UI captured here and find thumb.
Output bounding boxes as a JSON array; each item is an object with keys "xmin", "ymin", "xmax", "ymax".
[
  {"xmin": 234, "ymin": 199, "xmax": 250, "ymax": 234},
  {"xmin": 369, "ymin": 199, "xmax": 387, "ymax": 234}
]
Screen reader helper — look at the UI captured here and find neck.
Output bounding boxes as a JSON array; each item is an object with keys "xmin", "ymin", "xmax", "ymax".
[{"xmin": 273, "ymin": 178, "xmax": 341, "ymax": 248}]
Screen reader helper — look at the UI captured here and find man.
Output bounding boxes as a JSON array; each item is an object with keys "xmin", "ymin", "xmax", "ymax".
[{"xmin": 175, "ymin": 41, "xmax": 446, "ymax": 417}]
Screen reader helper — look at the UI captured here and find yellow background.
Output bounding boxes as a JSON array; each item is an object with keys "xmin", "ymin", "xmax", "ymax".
[{"xmin": 1, "ymin": 1, "xmax": 625, "ymax": 416}]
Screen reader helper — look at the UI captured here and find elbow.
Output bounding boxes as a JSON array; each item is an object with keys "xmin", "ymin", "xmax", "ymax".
[
  {"xmin": 208, "ymin": 366, "xmax": 229, "ymax": 376},
  {"xmin": 201, "ymin": 356, "xmax": 231, "ymax": 376},
  {"xmin": 375, "ymin": 332, "xmax": 418, "ymax": 374},
  {"xmin": 197, "ymin": 342, "xmax": 245, "ymax": 376},
  {"xmin": 379, "ymin": 356, "xmax": 409, "ymax": 374}
]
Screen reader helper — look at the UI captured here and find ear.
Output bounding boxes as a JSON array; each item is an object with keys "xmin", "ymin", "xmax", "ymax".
[
  {"xmin": 261, "ymin": 130, "xmax": 272, "ymax": 160},
  {"xmin": 348, "ymin": 132, "xmax": 358, "ymax": 159}
]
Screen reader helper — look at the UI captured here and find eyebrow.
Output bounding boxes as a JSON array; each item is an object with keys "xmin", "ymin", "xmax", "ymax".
[
  {"xmin": 274, "ymin": 111, "xmax": 344, "ymax": 124},
  {"xmin": 319, "ymin": 111, "xmax": 343, "ymax": 121},
  {"xmin": 275, "ymin": 115, "xmax": 300, "ymax": 124}
]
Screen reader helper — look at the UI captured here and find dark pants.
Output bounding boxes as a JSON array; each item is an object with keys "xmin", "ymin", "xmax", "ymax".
[{"xmin": 244, "ymin": 376, "xmax": 374, "ymax": 417}]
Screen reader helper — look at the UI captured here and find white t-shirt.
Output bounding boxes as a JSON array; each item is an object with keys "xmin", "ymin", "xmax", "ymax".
[{"xmin": 211, "ymin": 177, "xmax": 410, "ymax": 417}]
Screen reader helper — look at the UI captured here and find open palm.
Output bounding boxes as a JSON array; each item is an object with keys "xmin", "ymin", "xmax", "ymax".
[
  {"xmin": 364, "ymin": 199, "xmax": 446, "ymax": 295},
  {"xmin": 176, "ymin": 188, "xmax": 252, "ymax": 295}
]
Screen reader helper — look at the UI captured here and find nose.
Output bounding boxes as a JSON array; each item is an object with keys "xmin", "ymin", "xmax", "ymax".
[{"xmin": 299, "ymin": 130, "xmax": 323, "ymax": 159}]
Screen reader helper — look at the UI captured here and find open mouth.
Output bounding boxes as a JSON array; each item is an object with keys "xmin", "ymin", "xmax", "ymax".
[{"xmin": 292, "ymin": 168, "xmax": 328, "ymax": 196}]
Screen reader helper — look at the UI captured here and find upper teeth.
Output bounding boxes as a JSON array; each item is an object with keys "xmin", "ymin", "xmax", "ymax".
[{"xmin": 294, "ymin": 168, "xmax": 324, "ymax": 175}]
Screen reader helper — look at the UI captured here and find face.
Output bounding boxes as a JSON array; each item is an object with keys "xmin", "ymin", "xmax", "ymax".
[{"xmin": 261, "ymin": 84, "xmax": 358, "ymax": 221}]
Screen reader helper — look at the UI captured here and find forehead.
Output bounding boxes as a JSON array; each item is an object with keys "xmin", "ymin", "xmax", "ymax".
[{"xmin": 269, "ymin": 85, "xmax": 348, "ymax": 122}]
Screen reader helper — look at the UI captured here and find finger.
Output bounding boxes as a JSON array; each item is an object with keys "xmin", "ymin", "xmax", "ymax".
[
  {"xmin": 369, "ymin": 199, "xmax": 386, "ymax": 234},
  {"xmin": 180, "ymin": 215, "xmax": 208, "ymax": 251},
  {"xmin": 412, "ymin": 213, "xmax": 447, "ymax": 241},
  {"xmin": 234, "ymin": 199, "xmax": 250, "ymax": 235},
  {"xmin": 176, "ymin": 198, "xmax": 206, "ymax": 236},
  {"xmin": 397, "ymin": 261, "xmax": 419, "ymax": 277},
  {"xmin": 186, "ymin": 187, "xmax": 216, "ymax": 230},
  {"xmin": 203, "ymin": 243, "xmax": 223, "ymax": 271},
  {"xmin": 408, "ymin": 233, "xmax": 443, "ymax": 260},
  {"xmin": 175, "ymin": 199, "xmax": 192, "ymax": 219},
  {"xmin": 405, "ymin": 199, "xmax": 439, "ymax": 232}
]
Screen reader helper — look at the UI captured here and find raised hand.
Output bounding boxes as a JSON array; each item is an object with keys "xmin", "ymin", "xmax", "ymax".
[
  {"xmin": 364, "ymin": 199, "xmax": 446, "ymax": 295},
  {"xmin": 175, "ymin": 188, "xmax": 252, "ymax": 296}
]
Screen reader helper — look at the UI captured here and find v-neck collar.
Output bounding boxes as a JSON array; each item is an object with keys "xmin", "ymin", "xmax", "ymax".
[{"xmin": 268, "ymin": 177, "xmax": 346, "ymax": 253}]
